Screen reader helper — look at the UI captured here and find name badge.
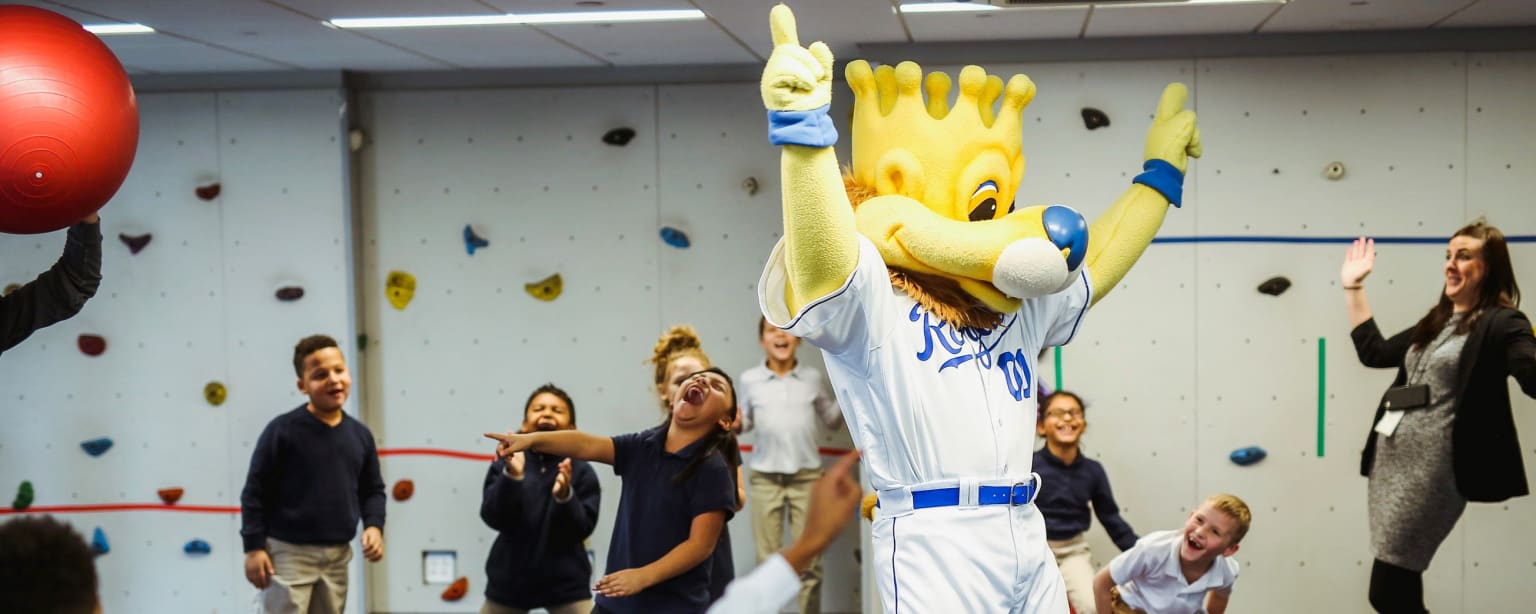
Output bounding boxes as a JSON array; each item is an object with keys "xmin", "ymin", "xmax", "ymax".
[{"xmin": 1374, "ymin": 410, "xmax": 1405, "ymax": 437}]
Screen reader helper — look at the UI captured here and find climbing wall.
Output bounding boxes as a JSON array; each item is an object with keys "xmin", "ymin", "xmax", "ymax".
[
  {"xmin": 1013, "ymin": 51, "xmax": 1536, "ymax": 614},
  {"xmin": 0, "ymin": 89, "xmax": 356, "ymax": 611},
  {"xmin": 357, "ymin": 82, "xmax": 862, "ymax": 612}
]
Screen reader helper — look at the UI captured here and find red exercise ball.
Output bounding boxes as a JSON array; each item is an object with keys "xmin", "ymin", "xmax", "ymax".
[{"xmin": 0, "ymin": 5, "xmax": 139, "ymax": 234}]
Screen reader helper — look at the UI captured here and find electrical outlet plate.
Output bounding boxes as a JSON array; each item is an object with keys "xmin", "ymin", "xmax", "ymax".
[{"xmin": 422, "ymin": 550, "xmax": 456, "ymax": 584}]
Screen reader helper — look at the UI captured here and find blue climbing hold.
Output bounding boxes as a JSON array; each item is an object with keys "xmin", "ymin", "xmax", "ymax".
[
  {"xmin": 463, "ymin": 224, "xmax": 489, "ymax": 255},
  {"xmin": 91, "ymin": 527, "xmax": 109, "ymax": 556},
  {"xmin": 1229, "ymin": 446, "xmax": 1267, "ymax": 466},
  {"xmin": 183, "ymin": 539, "xmax": 211, "ymax": 555},
  {"xmin": 80, "ymin": 437, "xmax": 113, "ymax": 457},
  {"xmin": 660, "ymin": 226, "xmax": 690, "ymax": 249}
]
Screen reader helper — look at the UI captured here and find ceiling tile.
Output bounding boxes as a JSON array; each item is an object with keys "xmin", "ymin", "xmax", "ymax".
[
  {"xmin": 538, "ymin": 21, "xmax": 756, "ymax": 65},
  {"xmin": 95, "ymin": 34, "xmax": 294, "ymax": 73},
  {"xmin": 1261, "ymin": 0, "xmax": 1467, "ymax": 32},
  {"xmin": 1436, "ymin": 0, "xmax": 1536, "ymax": 28},
  {"xmin": 694, "ymin": 0, "xmax": 908, "ymax": 62},
  {"xmin": 904, "ymin": 6, "xmax": 1089, "ymax": 42},
  {"xmin": 360, "ymin": 26, "xmax": 606, "ymax": 69},
  {"xmin": 1087, "ymin": 3, "xmax": 1279, "ymax": 38},
  {"xmin": 277, "ymin": 0, "xmax": 498, "ymax": 19}
]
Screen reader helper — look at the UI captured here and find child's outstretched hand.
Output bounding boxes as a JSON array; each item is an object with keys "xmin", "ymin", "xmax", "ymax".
[
  {"xmin": 595, "ymin": 568, "xmax": 654, "ymax": 598},
  {"xmin": 484, "ymin": 431, "xmax": 534, "ymax": 459}
]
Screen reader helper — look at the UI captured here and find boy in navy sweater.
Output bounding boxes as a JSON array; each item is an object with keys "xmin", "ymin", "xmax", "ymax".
[
  {"xmin": 240, "ymin": 335, "xmax": 386, "ymax": 614},
  {"xmin": 480, "ymin": 384, "xmax": 602, "ymax": 614},
  {"xmin": 1034, "ymin": 390, "xmax": 1138, "ymax": 614}
]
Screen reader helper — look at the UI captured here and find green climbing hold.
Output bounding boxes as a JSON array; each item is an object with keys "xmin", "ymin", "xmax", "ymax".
[{"xmin": 13, "ymin": 480, "xmax": 35, "ymax": 511}]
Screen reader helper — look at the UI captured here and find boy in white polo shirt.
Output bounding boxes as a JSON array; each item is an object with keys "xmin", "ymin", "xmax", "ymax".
[
  {"xmin": 1093, "ymin": 494, "xmax": 1250, "ymax": 614},
  {"xmin": 738, "ymin": 316, "xmax": 843, "ymax": 614}
]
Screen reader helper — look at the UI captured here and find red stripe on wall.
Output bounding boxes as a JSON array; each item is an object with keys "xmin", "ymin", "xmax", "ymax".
[
  {"xmin": 378, "ymin": 447, "xmax": 495, "ymax": 461},
  {"xmin": 0, "ymin": 503, "xmax": 239, "ymax": 515}
]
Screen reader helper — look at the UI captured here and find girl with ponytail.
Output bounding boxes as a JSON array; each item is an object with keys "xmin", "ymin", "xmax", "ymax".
[{"xmin": 648, "ymin": 326, "xmax": 746, "ymax": 603}]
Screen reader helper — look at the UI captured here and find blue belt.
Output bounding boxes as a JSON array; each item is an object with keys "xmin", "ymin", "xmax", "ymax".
[{"xmin": 909, "ymin": 477, "xmax": 1039, "ymax": 510}]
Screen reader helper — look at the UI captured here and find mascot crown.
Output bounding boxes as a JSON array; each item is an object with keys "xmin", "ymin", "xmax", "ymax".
[{"xmin": 848, "ymin": 60, "xmax": 1036, "ymax": 214}]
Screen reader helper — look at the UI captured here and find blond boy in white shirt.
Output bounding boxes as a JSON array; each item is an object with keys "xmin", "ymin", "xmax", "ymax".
[{"xmin": 1094, "ymin": 494, "xmax": 1251, "ymax": 614}]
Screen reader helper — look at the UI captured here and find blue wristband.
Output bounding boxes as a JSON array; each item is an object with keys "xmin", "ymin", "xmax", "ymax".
[
  {"xmin": 767, "ymin": 105, "xmax": 838, "ymax": 148},
  {"xmin": 1132, "ymin": 159, "xmax": 1184, "ymax": 208}
]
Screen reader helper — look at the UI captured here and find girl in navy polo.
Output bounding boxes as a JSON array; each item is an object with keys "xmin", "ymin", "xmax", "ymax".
[{"xmin": 487, "ymin": 367, "xmax": 740, "ymax": 613}]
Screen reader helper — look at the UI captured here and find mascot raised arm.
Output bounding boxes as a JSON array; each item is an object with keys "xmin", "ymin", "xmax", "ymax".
[{"xmin": 755, "ymin": 5, "xmax": 1201, "ymax": 612}]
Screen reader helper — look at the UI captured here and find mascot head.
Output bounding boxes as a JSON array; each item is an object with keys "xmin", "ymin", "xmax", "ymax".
[{"xmin": 844, "ymin": 60, "xmax": 1088, "ymax": 328}]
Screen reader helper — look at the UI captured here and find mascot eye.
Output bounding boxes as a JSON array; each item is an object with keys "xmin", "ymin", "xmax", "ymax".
[
  {"xmin": 968, "ymin": 181, "xmax": 1000, "ymax": 222},
  {"xmin": 969, "ymin": 199, "xmax": 998, "ymax": 222}
]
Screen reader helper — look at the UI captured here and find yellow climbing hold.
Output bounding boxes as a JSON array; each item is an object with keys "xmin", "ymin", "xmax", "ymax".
[
  {"xmin": 204, "ymin": 382, "xmax": 227, "ymax": 406},
  {"xmin": 524, "ymin": 274, "xmax": 563, "ymax": 302},
  {"xmin": 386, "ymin": 270, "xmax": 417, "ymax": 310}
]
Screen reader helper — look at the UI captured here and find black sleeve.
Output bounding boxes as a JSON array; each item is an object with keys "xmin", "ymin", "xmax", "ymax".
[
  {"xmin": 240, "ymin": 421, "xmax": 280, "ymax": 552},
  {"xmin": 611, "ymin": 432, "xmax": 643, "ymax": 476},
  {"xmin": 1351, "ymin": 318, "xmax": 1412, "ymax": 369},
  {"xmin": 1500, "ymin": 310, "xmax": 1536, "ymax": 399},
  {"xmin": 687, "ymin": 456, "xmax": 738, "ymax": 522},
  {"xmin": 359, "ymin": 428, "xmax": 387, "ymax": 530},
  {"xmin": 0, "ymin": 221, "xmax": 103, "ymax": 353},
  {"xmin": 479, "ymin": 458, "xmax": 526, "ymax": 532},
  {"xmin": 549, "ymin": 461, "xmax": 602, "ymax": 543},
  {"xmin": 1089, "ymin": 464, "xmax": 1139, "ymax": 552}
]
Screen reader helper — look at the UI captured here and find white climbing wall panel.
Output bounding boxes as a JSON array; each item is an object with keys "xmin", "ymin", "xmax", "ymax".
[{"xmin": 0, "ymin": 89, "xmax": 355, "ymax": 612}]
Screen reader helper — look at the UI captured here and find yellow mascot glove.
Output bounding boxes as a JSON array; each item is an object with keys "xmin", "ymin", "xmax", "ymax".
[
  {"xmin": 760, "ymin": 5, "xmax": 833, "ymax": 113},
  {"xmin": 861, "ymin": 492, "xmax": 878, "ymax": 521},
  {"xmin": 1142, "ymin": 83, "xmax": 1202, "ymax": 174}
]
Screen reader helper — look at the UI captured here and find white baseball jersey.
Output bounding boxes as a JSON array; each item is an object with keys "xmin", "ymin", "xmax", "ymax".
[{"xmin": 758, "ymin": 235, "xmax": 1092, "ymax": 491}]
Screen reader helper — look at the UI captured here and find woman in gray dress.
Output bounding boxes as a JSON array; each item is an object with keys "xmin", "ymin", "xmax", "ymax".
[{"xmin": 1340, "ymin": 220, "xmax": 1536, "ymax": 614}]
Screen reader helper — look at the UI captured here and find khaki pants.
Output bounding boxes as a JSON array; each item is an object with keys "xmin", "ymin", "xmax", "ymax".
[
  {"xmin": 749, "ymin": 468, "xmax": 823, "ymax": 614},
  {"xmin": 1109, "ymin": 586, "xmax": 1146, "ymax": 614},
  {"xmin": 262, "ymin": 538, "xmax": 352, "ymax": 614},
  {"xmin": 1048, "ymin": 534, "xmax": 1098, "ymax": 614},
  {"xmin": 480, "ymin": 599, "xmax": 592, "ymax": 614}
]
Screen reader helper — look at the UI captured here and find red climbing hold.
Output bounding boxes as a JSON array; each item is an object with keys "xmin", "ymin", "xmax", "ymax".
[
  {"xmin": 195, "ymin": 183, "xmax": 221, "ymax": 201},
  {"xmin": 392, "ymin": 479, "xmax": 414, "ymax": 502},
  {"xmin": 442, "ymin": 577, "xmax": 469, "ymax": 601},
  {"xmin": 77, "ymin": 334, "xmax": 106, "ymax": 356},
  {"xmin": 158, "ymin": 487, "xmax": 184, "ymax": 505},
  {"xmin": 275, "ymin": 286, "xmax": 304, "ymax": 301}
]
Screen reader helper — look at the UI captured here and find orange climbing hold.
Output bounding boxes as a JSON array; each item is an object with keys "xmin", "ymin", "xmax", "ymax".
[
  {"xmin": 441, "ymin": 577, "xmax": 468, "ymax": 601},
  {"xmin": 392, "ymin": 479, "xmax": 414, "ymax": 502},
  {"xmin": 157, "ymin": 487, "xmax": 184, "ymax": 505}
]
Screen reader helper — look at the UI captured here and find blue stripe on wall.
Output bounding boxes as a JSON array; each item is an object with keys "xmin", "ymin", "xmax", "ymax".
[{"xmin": 1151, "ymin": 235, "xmax": 1536, "ymax": 245}]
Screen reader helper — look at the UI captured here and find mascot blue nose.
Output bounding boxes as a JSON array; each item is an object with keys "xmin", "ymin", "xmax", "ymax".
[{"xmin": 1043, "ymin": 205, "xmax": 1088, "ymax": 272}]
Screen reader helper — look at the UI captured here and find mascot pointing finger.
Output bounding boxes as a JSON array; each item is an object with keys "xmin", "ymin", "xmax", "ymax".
[{"xmin": 755, "ymin": 5, "xmax": 1201, "ymax": 612}]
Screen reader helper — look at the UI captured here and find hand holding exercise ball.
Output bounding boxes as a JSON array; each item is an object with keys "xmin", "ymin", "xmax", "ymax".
[{"xmin": 0, "ymin": 5, "xmax": 138, "ymax": 234}]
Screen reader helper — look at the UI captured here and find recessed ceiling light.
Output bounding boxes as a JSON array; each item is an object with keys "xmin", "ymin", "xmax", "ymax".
[
  {"xmin": 326, "ymin": 9, "xmax": 705, "ymax": 29},
  {"xmin": 899, "ymin": 3, "xmax": 1001, "ymax": 14},
  {"xmin": 83, "ymin": 23, "xmax": 155, "ymax": 35}
]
